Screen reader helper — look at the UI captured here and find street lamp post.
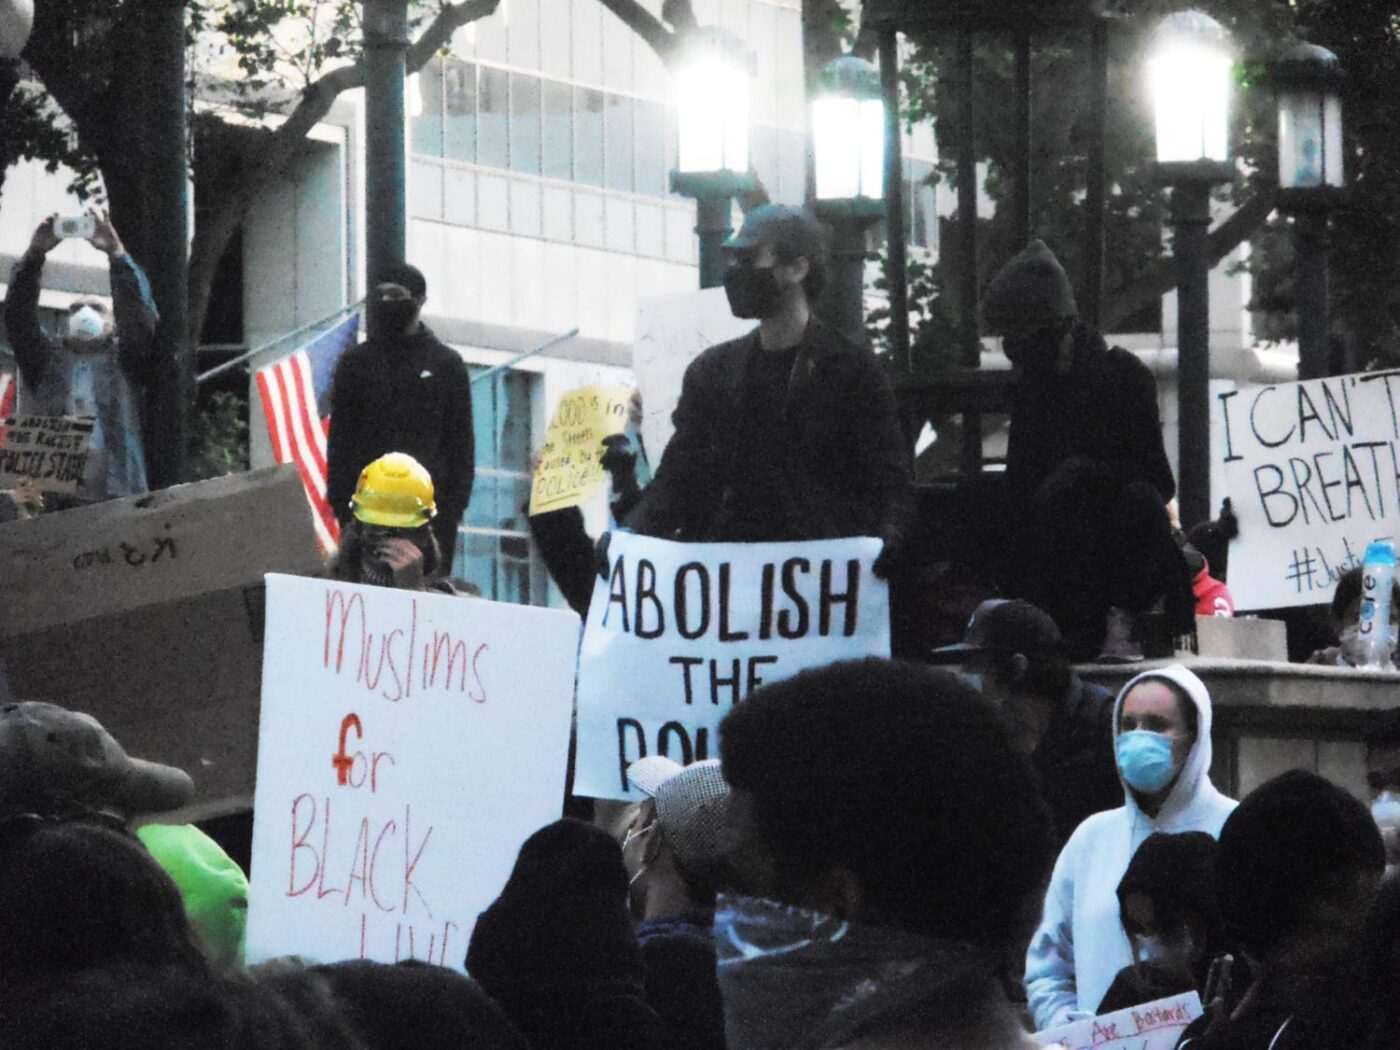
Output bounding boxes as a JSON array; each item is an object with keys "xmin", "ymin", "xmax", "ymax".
[
  {"xmin": 670, "ymin": 28, "xmax": 755, "ymax": 290},
  {"xmin": 1149, "ymin": 10, "xmax": 1233, "ymax": 530},
  {"xmin": 1275, "ymin": 42, "xmax": 1345, "ymax": 380},
  {"xmin": 363, "ymin": 0, "xmax": 409, "ymax": 311},
  {"xmin": 812, "ymin": 54, "xmax": 885, "ymax": 346}
]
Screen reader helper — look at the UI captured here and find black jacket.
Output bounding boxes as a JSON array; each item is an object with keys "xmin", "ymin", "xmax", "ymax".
[
  {"xmin": 325, "ymin": 325, "xmax": 474, "ymax": 529},
  {"xmin": 1006, "ymin": 321, "xmax": 1175, "ymax": 506},
  {"xmin": 625, "ymin": 319, "xmax": 912, "ymax": 542},
  {"xmin": 1034, "ymin": 674, "xmax": 1122, "ymax": 847}
]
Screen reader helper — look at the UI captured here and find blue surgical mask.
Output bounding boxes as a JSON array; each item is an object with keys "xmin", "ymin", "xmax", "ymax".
[
  {"xmin": 961, "ymin": 672, "xmax": 985, "ymax": 693},
  {"xmin": 1116, "ymin": 730, "xmax": 1180, "ymax": 794}
]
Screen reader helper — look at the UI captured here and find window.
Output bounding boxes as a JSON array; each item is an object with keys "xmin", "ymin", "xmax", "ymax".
[
  {"xmin": 634, "ymin": 99, "xmax": 666, "ymax": 196},
  {"xmin": 457, "ymin": 367, "xmax": 549, "ymax": 605},
  {"xmin": 571, "ymin": 0, "xmax": 602, "ymax": 85},
  {"xmin": 509, "ymin": 73, "xmax": 542, "ymax": 175},
  {"xmin": 604, "ymin": 94, "xmax": 634, "ymax": 193},
  {"xmin": 541, "ymin": 0, "xmax": 571, "ymax": 78},
  {"xmin": 542, "ymin": 80, "xmax": 573, "ymax": 181},
  {"xmin": 507, "ymin": 0, "xmax": 540, "ymax": 69},
  {"xmin": 444, "ymin": 59, "xmax": 477, "ymax": 163},
  {"xmin": 575, "ymin": 87, "xmax": 605, "ymax": 187},
  {"xmin": 478, "ymin": 66, "xmax": 510, "ymax": 169},
  {"xmin": 412, "ymin": 59, "xmax": 444, "ymax": 158}
]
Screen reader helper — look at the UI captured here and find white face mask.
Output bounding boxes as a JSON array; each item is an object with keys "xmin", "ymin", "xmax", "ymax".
[{"xmin": 67, "ymin": 306, "xmax": 107, "ymax": 343}]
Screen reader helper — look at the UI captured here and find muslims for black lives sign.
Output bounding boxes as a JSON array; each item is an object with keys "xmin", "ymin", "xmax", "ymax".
[
  {"xmin": 574, "ymin": 533, "xmax": 890, "ymax": 800},
  {"xmin": 1219, "ymin": 370, "xmax": 1400, "ymax": 610}
]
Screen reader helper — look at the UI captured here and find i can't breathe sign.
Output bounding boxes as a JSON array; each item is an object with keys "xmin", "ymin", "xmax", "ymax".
[{"xmin": 573, "ymin": 533, "xmax": 890, "ymax": 800}]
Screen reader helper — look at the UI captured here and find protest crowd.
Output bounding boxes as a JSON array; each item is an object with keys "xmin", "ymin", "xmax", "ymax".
[{"xmin": 3, "ymin": 201, "xmax": 1400, "ymax": 1050}]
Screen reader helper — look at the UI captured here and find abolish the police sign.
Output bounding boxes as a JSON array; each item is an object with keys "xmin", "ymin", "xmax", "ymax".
[
  {"xmin": 575, "ymin": 533, "xmax": 890, "ymax": 800},
  {"xmin": 247, "ymin": 574, "xmax": 578, "ymax": 970},
  {"xmin": 1218, "ymin": 371, "xmax": 1400, "ymax": 609}
]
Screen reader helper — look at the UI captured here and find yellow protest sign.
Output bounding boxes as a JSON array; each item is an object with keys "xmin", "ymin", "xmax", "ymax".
[{"xmin": 529, "ymin": 384, "xmax": 633, "ymax": 515}]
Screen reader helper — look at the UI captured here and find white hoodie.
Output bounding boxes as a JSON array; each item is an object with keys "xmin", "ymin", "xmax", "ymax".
[{"xmin": 1023, "ymin": 664, "xmax": 1237, "ymax": 1030}]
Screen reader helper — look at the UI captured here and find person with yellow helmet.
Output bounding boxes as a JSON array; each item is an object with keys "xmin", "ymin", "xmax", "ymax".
[{"xmin": 334, "ymin": 452, "xmax": 454, "ymax": 591}]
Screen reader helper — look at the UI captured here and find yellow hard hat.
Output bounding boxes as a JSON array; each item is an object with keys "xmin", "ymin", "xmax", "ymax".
[{"xmin": 350, "ymin": 453, "xmax": 437, "ymax": 528}]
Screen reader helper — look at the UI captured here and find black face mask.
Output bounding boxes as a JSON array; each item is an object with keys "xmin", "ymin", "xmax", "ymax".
[
  {"xmin": 373, "ymin": 299, "xmax": 420, "ymax": 336},
  {"xmin": 1003, "ymin": 328, "xmax": 1064, "ymax": 376},
  {"xmin": 724, "ymin": 264, "xmax": 785, "ymax": 320}
]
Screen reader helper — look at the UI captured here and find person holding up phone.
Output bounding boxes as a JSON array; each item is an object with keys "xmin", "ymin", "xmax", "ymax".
[{"xmin": 4, "ymin": 210, "xmax": 160, "ymax": 501}]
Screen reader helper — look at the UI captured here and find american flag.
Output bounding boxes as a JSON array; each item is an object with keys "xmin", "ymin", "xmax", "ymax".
[{"xmin": 255, "ymin": 313, "xmax": 360, "ymax": 551}]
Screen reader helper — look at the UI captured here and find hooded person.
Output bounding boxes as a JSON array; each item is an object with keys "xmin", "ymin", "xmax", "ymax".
[
  {"xmin": 982, "ymin": 240, "xmax": 1192, "ymax": 661},
  {"xmin": 1024, "ymin": 664, "xmax": 1237, "ymax": 1030}
]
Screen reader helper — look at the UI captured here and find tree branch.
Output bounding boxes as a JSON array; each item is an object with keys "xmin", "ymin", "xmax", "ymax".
[
  {"xmin": 1101, "ymin": 188, "xmax": 1278, "ymax": 332},
  {"xmin": 595, "ymin": 0, "xmax": 680, "ymax": 66},
  {"xmin": 186, "ymin": 0, "xmax": 501, "ymax": 345}
]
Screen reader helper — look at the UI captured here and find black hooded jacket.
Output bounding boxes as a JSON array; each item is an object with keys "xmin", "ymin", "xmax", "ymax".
[{"xmin": 1005, "ymin": 321, "xmax": 1175, "ymax": 506}]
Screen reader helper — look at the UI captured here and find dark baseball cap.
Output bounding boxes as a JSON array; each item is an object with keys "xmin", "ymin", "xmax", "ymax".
[
  {"xmin": 933, "ymin": 599, "xmax": 1063, "ymax": 659},
  {"xmin": 724, "ymin": 204, "xmax": 827, "ymax": 263},
  {"xmin": 0, "ymin": 701, "xmax": 195, "ymax": 818}
]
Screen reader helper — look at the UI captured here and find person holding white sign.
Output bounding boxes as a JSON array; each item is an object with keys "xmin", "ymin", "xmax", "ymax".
[
  {"xmin": 1025, "ymin": 665, "xmax": 1236, "ymax": 1030},
  {"xmin": 620, "ymin": 206, "xmax": 911, "ymax": 577}
]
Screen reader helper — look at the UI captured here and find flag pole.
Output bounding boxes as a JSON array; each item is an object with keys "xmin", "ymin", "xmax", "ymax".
[
  {"xmin": 470, "ymin": 329, "xmax": 580, "ymax": 385},
  {"xmin": 195, "ymin": 301, "xmax": 364, "ymax": 385}
]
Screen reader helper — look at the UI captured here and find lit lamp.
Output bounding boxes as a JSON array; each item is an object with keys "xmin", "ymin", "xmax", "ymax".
[
  {"xmin": 1275, "ymin": 42, "xmax": 1345, "ymax": 379},
  {"xmin": 812, "ymin": 54, "xmax": 885, "ymax": 346},
  {"xmin": 671, "ymin": 27, "xmax": 756, "ymax": 289},
  {"xmin": 1149, "ymin": 9, "xmax": 1234, "ymax": 531}
]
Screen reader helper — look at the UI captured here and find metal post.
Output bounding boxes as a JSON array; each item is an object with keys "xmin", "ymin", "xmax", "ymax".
[
  {"xmin": 956, "ymin": 28, "xmax": 978, "ymax": 368},
  {"xmin": 1083, "ymin": 18, "xmax": 1108, "ymax": 326},
  {"xmin": 878, "ymin": 30, "xmax": 909, "ymax": 371},
  {"xmin": 1170, "ymin": 179, "xmax": 1213, "ymax": 529},
  {"xmin": 1013, "ymin": 27, "xmax": 1032, "ymax": 247},
  {"xmin": 816, "ymin": 205, "xmax": 881, "ymax": 346},
  {"xmin": 364, "ymin": 0, "xmax": 409, "ymax": 312},
  {"xmin": 144, "ymin": 1, "xmax": 190, "ymax": 488},
  {"xmin": 695, "ymin": 193, "xmax": 733, "ymax": 290},
  {"xmin": 1294, "ymin": 209, "xmax": 1331, "ymax": 380}
]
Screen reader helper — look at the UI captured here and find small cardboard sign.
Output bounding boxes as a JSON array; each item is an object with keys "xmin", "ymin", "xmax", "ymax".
[
  {"xmin": 574, "ymin": 533, "xmax": 890, "ymax": 800},
  {"xmin": 0, "ymin": 415, "xmax": 93, "ymax": 493},
  {"xmin": 246, "ymin": 574, "xmax": 580, "ymax": 969},
  {"xmin": 529, "ymin": 384, "xmax": 633, "ymax": 515},
  {"xmin": 1033, "ymin": 991, "xmax": 1203, "ymax": 1050}
]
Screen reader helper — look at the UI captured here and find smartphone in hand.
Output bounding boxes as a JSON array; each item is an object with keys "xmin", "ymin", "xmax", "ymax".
[{"xmin": 56, "ymin": 215, "xmax": 97, "ymax": 240}]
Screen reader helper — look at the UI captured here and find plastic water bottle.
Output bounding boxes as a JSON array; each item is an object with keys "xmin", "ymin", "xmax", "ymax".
[{"xmin": 1357, "ymin": 539, "xmax": 1397, "ymax": 668}]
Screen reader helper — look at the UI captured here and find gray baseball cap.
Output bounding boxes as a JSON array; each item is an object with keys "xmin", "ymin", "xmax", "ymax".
[{"xmin": 724, "ymin": 204, "xmax": 827, "ymax": 262}]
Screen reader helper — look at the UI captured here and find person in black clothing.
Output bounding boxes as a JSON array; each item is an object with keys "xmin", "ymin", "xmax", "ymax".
[
  {"xmin": 326, "ymin": 264, "xmax": 474, "ymax": 562},
  {"xmin": 982, "ymin": 240, "xmax": 1192, "ymax": 660},
  {"xmin": 1097, "ymin": 831, "xmax": 1225, "ymax": 1014},
  {"xmin": 938, "ymin": 598, "xmax": 1121, "ymax": 847},
  {"xmin": 623, "ymin": 205, "xmax": 911, "ymax": 576},
  {"xmin": 1177, "ymin": 771, "xmax": 1386, "ymax": 1050}
]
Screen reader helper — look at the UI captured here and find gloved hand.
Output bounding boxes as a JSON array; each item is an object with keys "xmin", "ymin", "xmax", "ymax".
[
  {"xmin": 872, "ymin": 529, "xmax": 905, "ymax": 581},
  {"xmin": 595, "ymin": 530, "xmax": 612, "ymax": 580}
]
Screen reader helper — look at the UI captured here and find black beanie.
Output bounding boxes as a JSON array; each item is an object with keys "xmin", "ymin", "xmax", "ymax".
[
  {"xmin": 376, "ymin": 262, "xmax": 427, "ymax": 299},
  {"xmin": 465, "ymin": 819, "xmax": 645, "ymax": 1048},
  {"xmin": 1216, "ymin": 770, "xmax": 1384, "ymax": 957},
  {"xmin": 980, "ymin": 239, "xmax": 1078, "ymax": 336}
]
